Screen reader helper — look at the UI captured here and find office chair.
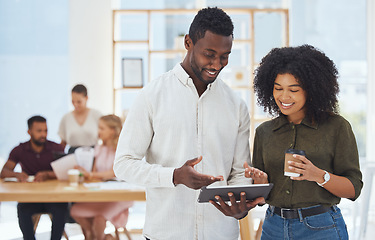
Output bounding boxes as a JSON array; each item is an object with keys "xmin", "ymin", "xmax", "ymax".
[{"xmin": 32, "ymin": 213, "xmax": 69, "ymax": 240}]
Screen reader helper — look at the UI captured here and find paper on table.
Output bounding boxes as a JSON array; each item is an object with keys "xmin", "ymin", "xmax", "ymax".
[
  {"xmin": 83, "ymin": 181, "xmax": 144, "ymax": 190},
  {"xmin": 74, "ymin": 147, "xmax": 95, "ymax": 172},
  {"xmin": 3, "ymin": 176, "xmax": 34, "ymax": 182},
  {"xmin": 50, "ymin": 154, "xmax": 78, "ymax": 180}
]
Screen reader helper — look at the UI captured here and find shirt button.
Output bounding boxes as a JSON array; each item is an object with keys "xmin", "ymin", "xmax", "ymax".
[{"xmin": 286, "ymin": 190, "xmax": 290, "ymax": 194}]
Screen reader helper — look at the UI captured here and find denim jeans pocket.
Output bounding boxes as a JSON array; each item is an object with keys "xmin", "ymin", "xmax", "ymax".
[
  {"xmin": 264, "ymin": 207, "xmax": 273, "ymax": 221},
  {"xmin": 303, "ymin": 211, "xmax": 335, "ymax": 230}
]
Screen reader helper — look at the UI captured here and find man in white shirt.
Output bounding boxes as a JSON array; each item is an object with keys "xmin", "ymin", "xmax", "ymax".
[{"xmin": 114, "ymin": 7, "xmax": 264, "ymax": 240}]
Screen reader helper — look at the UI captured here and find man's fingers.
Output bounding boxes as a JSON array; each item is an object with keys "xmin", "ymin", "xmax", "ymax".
[
  {"xmin": 239, "ymin": 192, "xmax": 248, "ymax": 210},
  {"xmin": 215, "ymin": 195, "xmax": 231, "ymax": 213},
  {"xmin": 187, "ymin": 156, "xmax": 203, "ymax": 167},
  {"xmin": 198, "ymin": 173, "xmax": 223, "ymax": 183},
  {"xmin": 188, "ymin": 173, "xmax": 223, "ymax": 189},
  {"xmin": 240, "ymin": 192, "xmax": 246, "ymax": 202},
  {"xmin": 209, "ymin": 200, "xmax": 227, "ymax": 215},
  {"xmin": 228, "ymin": 192, "xmax": 238, "ymax": 209},
  {"xmin": 212, "ymin": 175, "xmax": 224, "ymax": 181},
  {"xmin": 180, "ymin": 156, "xmax": 224, "ymax": 189},
  {"xmin": 198, "ymin": 176, "xmax": 223, "ymax": 189}
]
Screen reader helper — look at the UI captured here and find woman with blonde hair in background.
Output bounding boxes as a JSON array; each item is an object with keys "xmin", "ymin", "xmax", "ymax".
[{"xmin": 71, "ymin": 114, "xmax": 133, "ymax": 240}]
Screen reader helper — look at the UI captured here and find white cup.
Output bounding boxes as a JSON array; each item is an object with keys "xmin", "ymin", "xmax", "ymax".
[{"xmin": 67, "ymin": 169, "xmax": 80, "ymax": 187}]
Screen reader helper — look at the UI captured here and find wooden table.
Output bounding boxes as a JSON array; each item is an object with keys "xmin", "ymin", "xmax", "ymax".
[
  {"xmin": 0, "ymin": 179, "xmax": 146, "ymax": 202},
  {"xmin": 0, "ymin": 180, "xmax": 255, "ymax": 240},
  {"xmin": 0, "ymin": 179, "xmax": 146, "ymax": 238}
]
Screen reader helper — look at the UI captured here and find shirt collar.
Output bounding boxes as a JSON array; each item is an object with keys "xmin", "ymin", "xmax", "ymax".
[
  {"xmin": 173, "ymin": 63, "xmax": 190, "ymax": 85},
  {"xmin": 272, "ymin": 115, "xmax": 318, "ymax": 131},
  {"xmin": 24, "ymin": 140, "xmax": 32, "ymax": 151},
  {"xmin": 24, "ymin": 140, "xmax": 51, "ymax": 152},
  {"xmin": 172, "ymin": 63, "xmax": 216, "ymax": 90},
  {"xmin": 301, "ymin": 117, "xmax": 318, "ymax": 129}
]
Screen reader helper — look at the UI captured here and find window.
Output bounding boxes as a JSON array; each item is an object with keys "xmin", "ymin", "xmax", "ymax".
[{"xmin": 0, "ymin": 1, "xmax": 69, "ymax": 162}]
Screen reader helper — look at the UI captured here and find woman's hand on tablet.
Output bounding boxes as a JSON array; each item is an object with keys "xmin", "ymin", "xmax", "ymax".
[{"xmin": 244, "ymin": 162, "xmax": 268, "ymax": 184}]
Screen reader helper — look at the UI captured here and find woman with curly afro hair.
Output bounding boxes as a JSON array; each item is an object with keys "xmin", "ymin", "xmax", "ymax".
[{"xmin": 244, "ymin": 45, "xmax": 362, "ymax": 240}]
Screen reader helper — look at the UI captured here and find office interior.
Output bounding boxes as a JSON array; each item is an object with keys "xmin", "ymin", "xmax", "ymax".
[{"xmin": 0, "ymin": 0, "xmax": 374, "ymax": 239}]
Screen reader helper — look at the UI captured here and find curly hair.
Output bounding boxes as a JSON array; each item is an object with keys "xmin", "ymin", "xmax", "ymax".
[
  {"xmin": 253, "ymin": 44, "xmax": 339, "ymax": 123},
  {"xmin": 189, "ymin": 7, "xmax": 234, "ymax": 44}
]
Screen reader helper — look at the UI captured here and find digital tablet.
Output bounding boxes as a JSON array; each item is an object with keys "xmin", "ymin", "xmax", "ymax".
[{"xmin": 197, "ymin": 183, "xmax": 273, "ymax": 203}]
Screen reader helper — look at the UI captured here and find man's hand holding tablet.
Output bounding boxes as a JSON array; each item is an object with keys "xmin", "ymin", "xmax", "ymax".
[
  {"xmin": 210, "ymin": 192, "xmax": 266, "ymax": 220},
  {"xmin": 201, "ymin": 162, "xmax": 272, "ymax": 220},
  {"xmin": 200, "ymin": 184, "xmax": 273, "ymax": 220}
]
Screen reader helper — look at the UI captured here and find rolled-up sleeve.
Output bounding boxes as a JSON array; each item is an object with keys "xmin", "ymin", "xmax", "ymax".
[{"xmin": 333, "ymin": 118, "xmax": 363, "ymax": 200}]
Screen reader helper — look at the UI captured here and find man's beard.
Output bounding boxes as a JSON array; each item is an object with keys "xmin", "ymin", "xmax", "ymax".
[
  {"xmin": 32, "ymin": 138, "xmax": 46, "ymax": 146},
  {"xmin": 190, "ymin": 53, "xmax": 220, "ymax": 85}
]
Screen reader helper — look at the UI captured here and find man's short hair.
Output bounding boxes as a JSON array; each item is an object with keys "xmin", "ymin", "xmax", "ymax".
[
  {"xmin": 72, "ymin": 84, "xmax": 88, "ymax": 97},
  {"xmin": 189, "ymin": 7, "xmax": 234, "ymax": 44},
  {"xmin": 27, "ymin": 115, "xmax": 46, "ymax": 129}
]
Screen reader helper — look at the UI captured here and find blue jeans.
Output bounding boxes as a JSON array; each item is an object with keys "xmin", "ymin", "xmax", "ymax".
[{"xmin": 261, "ymin": 205, "xmax": 348, "ymax": 240}]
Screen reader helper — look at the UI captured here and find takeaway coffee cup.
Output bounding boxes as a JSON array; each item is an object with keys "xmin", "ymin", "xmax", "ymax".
[
  {"xmin": 284, "ymin": 149, "xmax": 306, "ymax": 177},
  {"xmin": 67, "ymin": 169, "xmax": 80, "ymax": 187}
]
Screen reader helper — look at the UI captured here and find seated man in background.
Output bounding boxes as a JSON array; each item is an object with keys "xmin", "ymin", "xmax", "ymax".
[{"xmin": 0, "ymin": 115, "xmax": 68, "ymax": 240}]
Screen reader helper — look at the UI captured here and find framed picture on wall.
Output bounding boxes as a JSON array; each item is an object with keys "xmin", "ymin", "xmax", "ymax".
[
  {"xmin": 230, "ymin": 66, "xmax": 250, "ymax": 87},
  {"xmin": 122, "ymin": 58, "xmax": 143, "ymax": 87}
]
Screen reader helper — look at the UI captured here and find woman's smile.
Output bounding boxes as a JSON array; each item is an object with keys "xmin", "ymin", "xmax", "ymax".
[{"xmin": 273, "ymin": 73, "xmax": 307, "ymax": 124}]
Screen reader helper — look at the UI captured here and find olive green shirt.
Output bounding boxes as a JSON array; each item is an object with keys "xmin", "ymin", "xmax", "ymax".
[{"xmin": 252, "ymin": 114, "xmax": 363, "ymax": 208}]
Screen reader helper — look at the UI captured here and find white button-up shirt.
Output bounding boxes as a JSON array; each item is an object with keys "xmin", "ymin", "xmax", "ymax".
[{"xmin": 114, "ymin": 63, "xmax": 251, "ymax": 240}]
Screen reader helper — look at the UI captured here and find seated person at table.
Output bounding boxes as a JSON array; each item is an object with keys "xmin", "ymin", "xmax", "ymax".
[
  {"xmin": 71, "ymin": 114, "xmax": 134, "ymax": 240},
  {"xmin": 0, "ymin": 115, "xmax": 68, "ymax": 240}
]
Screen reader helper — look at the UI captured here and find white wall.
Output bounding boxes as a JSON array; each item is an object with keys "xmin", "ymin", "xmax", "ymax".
[
  {"xmin": 367, "ymin": 0, "xmax": 375, "ymax": 161},
  {"xmin": 69, "ymin": 0, "xmax": 113, "ymax": 115}
]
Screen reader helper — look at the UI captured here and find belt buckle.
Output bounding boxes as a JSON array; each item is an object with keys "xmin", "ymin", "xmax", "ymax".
[{"xmin": 281, "ymin": 208, "xmax": 292, "ymax": 219}]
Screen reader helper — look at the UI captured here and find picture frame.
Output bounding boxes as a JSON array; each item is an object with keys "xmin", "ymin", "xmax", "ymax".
[
  {"xmin": 219, "ymin": 66, "xmax": 250, "ymax": 88},
  {"xmin": 230, "ymin": 66, "xmax": 250, "ymax": 87},
  {"xmin": 122, "ymin": 58, "xmax": 143, "ymax": 87}
]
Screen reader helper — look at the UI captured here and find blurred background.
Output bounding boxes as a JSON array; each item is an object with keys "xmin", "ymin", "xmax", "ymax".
[{"xmin": 0, "ymin": 0, "xmax": 373, "ymax": 239}]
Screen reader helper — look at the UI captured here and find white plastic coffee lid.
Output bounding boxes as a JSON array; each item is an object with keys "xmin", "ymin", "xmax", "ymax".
[{"xmin": 67, "ymin": 169, "xmax": 80, "ymax": 175}]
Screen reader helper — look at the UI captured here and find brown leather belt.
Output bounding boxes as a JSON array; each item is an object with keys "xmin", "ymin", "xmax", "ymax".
[{"xmin": 273, "ymin": 205, "xmax": 332, "ymax": 219}]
